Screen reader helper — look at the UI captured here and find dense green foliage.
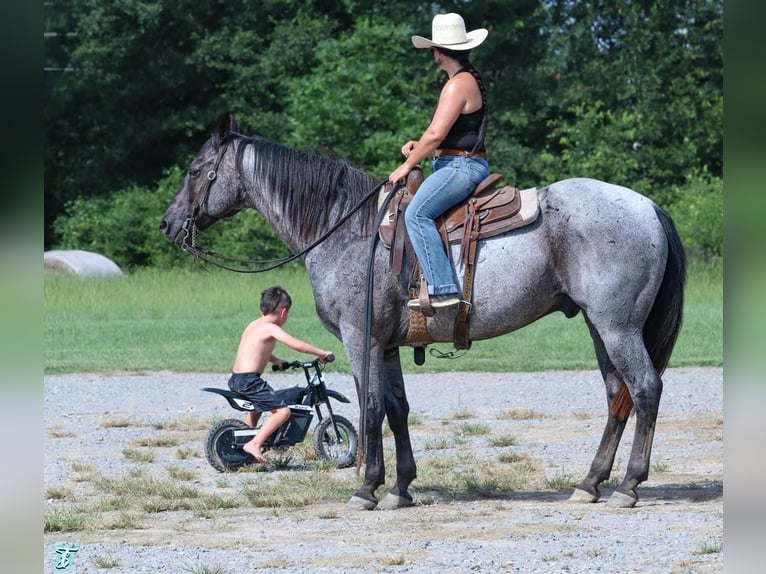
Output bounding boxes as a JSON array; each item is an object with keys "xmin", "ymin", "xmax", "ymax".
[
  {"xmin": 44, "ymin": 261, "xmax": 722, "ymax": 374},
  {"xmin": 45, "ymin": 1, "xmax": 722, "ymax": 265}
]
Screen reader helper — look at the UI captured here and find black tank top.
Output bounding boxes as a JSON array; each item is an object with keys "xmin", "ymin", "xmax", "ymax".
[{"xmin": 437, "ymin": 68, "xmax": 487, "ymax": 153}]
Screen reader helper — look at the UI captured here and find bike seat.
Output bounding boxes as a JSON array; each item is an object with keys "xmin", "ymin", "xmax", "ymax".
[{"xmin": 201, "ymin": 387, "xmax": 257, "ymax": 412}]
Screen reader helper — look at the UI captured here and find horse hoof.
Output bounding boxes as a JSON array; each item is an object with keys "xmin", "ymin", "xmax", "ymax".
[
  {"xmin": 346, "ymin": 495, "xmax": 377, "ymax": 511},
  {"xmin": 606, "ymin": 490, "xmax": 637, "ymax": 508},
  {"xmin": 569, "ymin": 488, "xmax": 599, "ymax": 503},
  {"xmin": 378, "ymin": 493, "xmax": 414, "ymax": 510}
]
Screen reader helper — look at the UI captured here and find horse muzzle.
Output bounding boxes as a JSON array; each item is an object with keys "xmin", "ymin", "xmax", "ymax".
[{"xmin": 158, "ymin": 216, "xmax": 188, "ymax": 246}]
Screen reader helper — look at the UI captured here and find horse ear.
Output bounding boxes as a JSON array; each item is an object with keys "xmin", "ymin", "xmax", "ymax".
[{"xmin": 215, "ymin": 112, "xmax": 239, "ymax": 143}]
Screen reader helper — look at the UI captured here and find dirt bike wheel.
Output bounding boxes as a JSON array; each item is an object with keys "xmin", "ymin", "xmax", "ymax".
[
  {"xmin": 312, "ymin": 415, "xmax": 358, "ymax": 468},
  {"xmin": 204, "ymin": 418, "xmax": 253, "ymax": 473}
]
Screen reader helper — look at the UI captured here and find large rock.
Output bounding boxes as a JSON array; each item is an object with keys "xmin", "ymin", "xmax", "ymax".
[{"xmin": 44, "ymin": 250, "xmax": 123, "ymax": 278}]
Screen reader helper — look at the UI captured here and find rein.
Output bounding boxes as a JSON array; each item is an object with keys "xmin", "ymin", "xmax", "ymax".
[
  {"xmin": 180, "ymin": 137, "xmax": 389, "ymax": 273},
  {"xmin": 357, "ymin": 181, "xmax": 401, "ymax": 471}
]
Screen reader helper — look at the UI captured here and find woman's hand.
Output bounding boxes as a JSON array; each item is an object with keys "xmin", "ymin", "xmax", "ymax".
[
  {"xmin": 401, "ymin": 141, "xmax": 417, "ymax": 157},
  {"xmin": 389, "ymin": 162, "xmax": 412, "ymax": 184},
  {"xmin": 390, "ymin": 140, "xmax": 419, "ymax": 182}
]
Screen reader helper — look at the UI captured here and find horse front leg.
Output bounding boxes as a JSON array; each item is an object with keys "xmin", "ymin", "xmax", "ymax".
[
  {"xmin": 345, "ymin": 341, "xmax": 389, "ymax": 510},
  {"xmin": 377, "ymin": 347, "xmax": 417, "ymax": 510},
  {"xmin": 346, "ymin": 376, "xmax": 386, "ymax": 510}
]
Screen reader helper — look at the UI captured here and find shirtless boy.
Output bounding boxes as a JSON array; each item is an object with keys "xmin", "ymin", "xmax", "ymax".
[{"xmin": 229, "ymin": 286, "xmax": 333, "ymax": 464}]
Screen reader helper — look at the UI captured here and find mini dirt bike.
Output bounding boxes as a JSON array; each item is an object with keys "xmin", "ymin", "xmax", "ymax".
[{"xmin": 201, "ymin": 354, "xmax": 358, "ymax": 472}]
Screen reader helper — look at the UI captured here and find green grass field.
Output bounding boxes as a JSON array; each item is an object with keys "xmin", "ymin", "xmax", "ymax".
[{"xmin": 44, "ymin": 260, "xmax": 722, "ymax": 374}]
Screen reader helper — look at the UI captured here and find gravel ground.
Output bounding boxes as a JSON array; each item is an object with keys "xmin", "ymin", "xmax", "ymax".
[{"xmin": 44, "ymin": 367, "xmax": 722, "ymax": 573}]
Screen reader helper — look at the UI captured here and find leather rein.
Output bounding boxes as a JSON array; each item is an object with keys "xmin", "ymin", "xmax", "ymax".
[{"xmin": 180, "ymin": 137, "xmax": 389, "ymax": 273}]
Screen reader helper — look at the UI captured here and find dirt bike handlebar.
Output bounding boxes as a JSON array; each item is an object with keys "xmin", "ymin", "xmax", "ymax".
[{"xmin": 271, "ymin": 354, "xmax": 335, "ymax": 372}]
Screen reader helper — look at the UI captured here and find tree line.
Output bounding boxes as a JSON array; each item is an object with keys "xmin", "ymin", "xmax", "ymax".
[{"xmin": 44, "ymin": 0, "xmax": 722, "ymax": 267}]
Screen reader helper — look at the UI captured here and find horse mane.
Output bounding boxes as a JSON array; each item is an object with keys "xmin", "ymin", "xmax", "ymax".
[{"xmin": 233, "ymin": 134, "xmax": 380, "ymax": 243}]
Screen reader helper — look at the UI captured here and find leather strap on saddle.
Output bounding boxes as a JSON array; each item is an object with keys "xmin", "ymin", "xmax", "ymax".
[
  {"xmin": 385, "ymin": 169, "xmax": 423, "ymax": 276},
  {"xmin": 379, "ymin": 168, "xmax": 540, "ymax": 351}
]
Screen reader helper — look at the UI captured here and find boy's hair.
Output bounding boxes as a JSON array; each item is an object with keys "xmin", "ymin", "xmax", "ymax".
[{"xmin": 260, "ymin": 286, "xmax": 292, "ymax": 315}]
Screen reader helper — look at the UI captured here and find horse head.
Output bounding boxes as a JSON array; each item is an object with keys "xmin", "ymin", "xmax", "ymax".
[{"xmin": 159, "ymin": 112, "xmax": 245, "ymax": 246}]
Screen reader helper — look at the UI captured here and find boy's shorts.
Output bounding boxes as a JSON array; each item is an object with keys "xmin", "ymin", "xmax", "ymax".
[{"xmin": 228, "ymin": 372, "xmax": 287, "ymax": 412}]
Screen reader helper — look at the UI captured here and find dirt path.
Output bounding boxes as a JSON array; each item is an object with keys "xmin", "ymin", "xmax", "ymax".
[{"xmin": 44, "ymin": 367, "xmax": 722, "ymax": 573}]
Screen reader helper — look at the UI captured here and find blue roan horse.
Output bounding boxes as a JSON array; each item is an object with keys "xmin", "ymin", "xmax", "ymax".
[{"xmin": 160, "ymin": 113, "xmax": 685, "ymax": 510}]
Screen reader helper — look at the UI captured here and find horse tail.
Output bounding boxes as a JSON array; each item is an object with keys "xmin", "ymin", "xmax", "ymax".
[{"xmin": 643, "ymin": 204, "xmax": 687, "ymax": 375}]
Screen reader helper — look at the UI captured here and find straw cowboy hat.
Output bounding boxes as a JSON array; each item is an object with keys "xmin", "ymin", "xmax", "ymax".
[{"xmin": 411, "ymin": 13, "xmax": 488, "ymax": 51}]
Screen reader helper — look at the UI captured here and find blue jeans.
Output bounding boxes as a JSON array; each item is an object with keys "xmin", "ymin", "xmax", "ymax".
[{"xmin": 404, "ymin": 155, "xmax": 490, "ymax": 296}]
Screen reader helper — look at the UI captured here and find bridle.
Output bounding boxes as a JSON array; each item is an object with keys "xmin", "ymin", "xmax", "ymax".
[
  {"xmin": 181, "ymin": 137, "xmax": 231, "ymax": 257},
  {"xmin": 179, "ymin": 136, "xmax": 392, "ymax": 273}
]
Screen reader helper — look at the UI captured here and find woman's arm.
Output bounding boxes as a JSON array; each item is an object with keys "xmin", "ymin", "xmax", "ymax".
[{"xmin": 389, "ymin": 76, "xmax": 473, "ymax": 182}]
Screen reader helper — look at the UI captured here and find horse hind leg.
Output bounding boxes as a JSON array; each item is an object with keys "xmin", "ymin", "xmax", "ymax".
[
  {"xmin": 570, "ymin": 318, "xmax": 634, "ymax": 504},
  {"xmin": 581, "ymin": 322, "xmax": 662, "ymax": 508},
  {"xmin": 570, "ymin": 376, "xmax": 634, "ymax": 504}
]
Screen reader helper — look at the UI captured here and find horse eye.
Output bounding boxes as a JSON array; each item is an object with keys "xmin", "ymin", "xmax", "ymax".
[{"xmin": 188, "ymin": 168, "xmax": 201, "ymax": 178}]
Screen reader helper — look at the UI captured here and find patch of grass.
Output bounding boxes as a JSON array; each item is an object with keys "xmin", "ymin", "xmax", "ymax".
[
  {"xmin": 152, "ymin": 416, "xmax": 211, "ymax": 431},
  {"xmin": 71, "ymin": 462, "xmax": 97, "ymax": 482},
  {"xmin": 131, "ymin": 435, "xmax": 181, "ymax": 448},
  {"xmin": 175, "ymin": 447, "xmax": 199, "ymax": 460},
  {"xmin": 46, "ymin": 485, "xmax": 74, "ymax": 500},
  {"xmin": 488, "ymin": 434, "xmax": 518, "ymax": 447},
  {"xmin": 424, "ymin": 437, "xmax": 454, "ymax": 450},
  {"xmin": 71, "ymin": 462, "xmax": 93, "ymax": 473},
  {"xmin": 44, "ymin": 509, "xmax": 88, "ymax": 532},
  {"xmin": 48, "ymin": 427, "xmax": 77, "ymax": 438},
  {"xmin": 196, "ymin": 494, "xmax": 240, "ymax": 511},
  {"xmin": 92, "ymin": 555, "xmax": 121, "ymax": 568},
  {"xmin": 167, "ymin": 466, "xmax": 198, "ymax": 481},
  {"xmin": 424, "ymin": 456, "xmax": 456, "ymax": 471},
  {"xmin": 101, "ymin": 417, "xmax": 137, "ymax": 428},
  {"xmin": 94, "ymin": 469, "xmax": 200, "ymax": 500},
  {"xmin": 498, "ymin": 451, "xmax": 527, "ymax": 464},
  {"xmin": 269, "ymin": 452, "xmax": 295, "ymax": 469},
  {"xmin": 141, "ymin": 497, "xmax": 194, "ymax": 513},
  {"xmin": 183, "ymin": 566, "xmax": 228, "ymax": 574},
  {"xmin": 408, "ymin": 413, "xmax": 425, "ymax": 426},
  {"xmin": 449, "ymin": 408, "xmax": 474, "ymax": 420},
  {"xmin": 545, "ymin": 470, "xmax": 577, "ymax": 491},
  {"xmin": 308, "ymin": 458, "xmax": 338, "ymax": 472},
  {"xmin": 122, "ymin": 448, "xmax": 155, "ymax": 464},
  {"xmin": 454, "ymin": 422, "xmax": 491, "ymax": 436},
  {"xmin": 240, "ymin": 468, "xmax": 358, "ymax": 508},
  {"xmin": 495, "ymin": 408, "xmax": 543, "ymax": 420},
  {"xmin": 694, "ymin": 541, "xmax": 722, "ymax": 555},
  {"xmin": 415, "ymin": 454, "xmax": 543, "ymax": 499},
  {"xmin": 105, "ymin": 512, "xmax": 139, "ymax": 530}
]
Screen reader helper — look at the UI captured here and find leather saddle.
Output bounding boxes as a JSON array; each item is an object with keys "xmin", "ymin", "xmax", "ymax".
[{"xmin": 378, "ymin": 167, "xmax": 540, "ymax": 350}]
